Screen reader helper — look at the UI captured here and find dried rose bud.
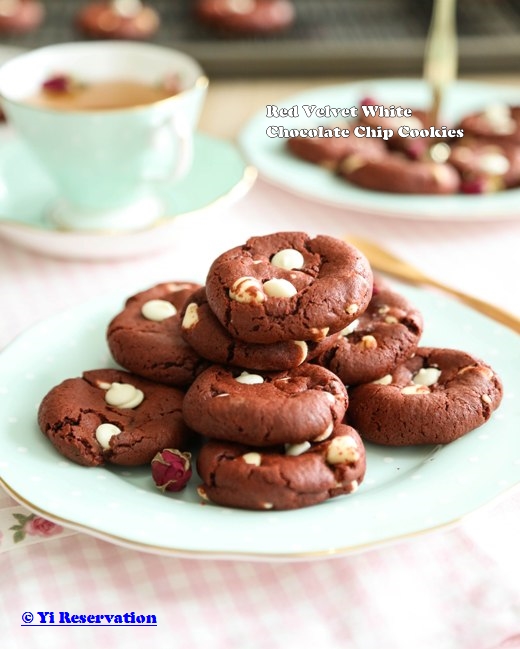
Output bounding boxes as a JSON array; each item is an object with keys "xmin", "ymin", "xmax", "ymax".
[
  {"xmin": 460, "ymin": 177, "xmax": 487, "ymax": 194},
  {"xmin": 162, "ymin": 73, "xmax": 182, "ymax": 96},
  {"xmin": 406, "ymin": 140, "xmax": 429, "ymax": 161},
  {"xmin": 151, "ymin": 449, "xmax": 192, "ymax": 492},
  {"xmin": 42, "ymin": 75, "xmax": 73, "ymax": 94},
  {"xmin": 460, "ymin": 175, "xmax": 503, "ymax": 195},
  {"xmin": 360, "ymin": 96, "xmax": 377, "ymax": 107}
]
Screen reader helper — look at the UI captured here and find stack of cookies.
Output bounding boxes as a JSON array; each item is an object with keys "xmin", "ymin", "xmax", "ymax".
[
  {"xmin": 180, "ymin": 232, "xmax": 373, "ymax": 510},
  {"xmin": 37, "ymin": 231, "xmax": 504, "ymax": 512}
]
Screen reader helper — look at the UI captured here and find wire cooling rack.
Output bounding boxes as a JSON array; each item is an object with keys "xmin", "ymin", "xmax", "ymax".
[{"xmin": 1, "ymin": 0, "xmax": 519, "ymax": 77}]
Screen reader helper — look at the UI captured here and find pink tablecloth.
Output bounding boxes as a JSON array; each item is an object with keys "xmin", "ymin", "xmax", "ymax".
[{"xmin": 1, "ymin": 177, "xmax": 520, "ymax": 649}]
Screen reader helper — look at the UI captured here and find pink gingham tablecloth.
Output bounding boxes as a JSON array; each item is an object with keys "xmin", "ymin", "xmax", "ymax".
[{"xmin": 1, "ymin": 179, "xmax": 520, "ymax": 649}]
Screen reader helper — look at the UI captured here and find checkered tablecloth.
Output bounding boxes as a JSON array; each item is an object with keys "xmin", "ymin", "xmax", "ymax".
[{"xmin": 1, "ymin": 176, "xmax": 520, "ymax": 649}]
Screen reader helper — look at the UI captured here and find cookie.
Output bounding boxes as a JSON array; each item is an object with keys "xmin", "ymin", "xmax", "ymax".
[
  {"xmin": 456, "ymin": 104, "xmax": 520, "ymax": 147},
  {"xmin": 347, "ymin": 347, "xmax": 503, "ymax": 446},
  {"xmin": 449, "ymin": 139, "xmax": 520, "ymax": 193},
  {"xmin": 182, "ymin": 363, "xmax": 348, "ymax": 447},
  {"xmin": 180, "ymin": 287, "xmax": 338, "ymax": 371},
  {"xmin": 358, "ymin": 99, "xmax": 436, "ymax": 159},
  {"xmin": 0, "ymin": 0, "xmax": 44, "ymax": 33},
  {"xmin": 38, "ymin": 369, "xmax": 193, "ymax": 467},
  {"xmin": 313, "ymin": 287, "xmax": 423, "ymax": 386},
  {"xmin": 205, "ymin": 232, "xmax": 373, "ymax": 344},
  {"xmin": 287, "ymin": 127, "xmax": 386, "ymax": 171},
  {"xmin": 195, "ymin": 0, "xmax": 295, "ymax": 36},
  {"xmin": 76, "ymin": 1, "xmax": 160, "ymax": 39},
  {"xmin": 196, "ymin": 423, "xmax": 366, "ymax": 510},
  {"xmin": 339, "ymin": 151, "xmax": 460, "ymax": 194},
  {"xmin": 107, "ymin": 282, "xmax": 206, "ymax": 387}
]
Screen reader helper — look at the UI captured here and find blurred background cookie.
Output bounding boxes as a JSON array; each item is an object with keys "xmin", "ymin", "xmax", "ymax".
[
  {"xmin": 0, "ymin": 0, "xmax": 44, "ymax": 34},
  {"xmin": 194, "ymin": 0, "xmax": 295, "ymax": 36},
  {"xmin": 76, "ymin": 0, "xmax": 160, "ymax": 39}
]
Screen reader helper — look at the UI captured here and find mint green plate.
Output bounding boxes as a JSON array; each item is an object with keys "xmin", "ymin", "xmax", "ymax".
[
  {"xmin": 239, "ymin": 78, "xmax": 520, "ymax": 222},
  {"xmin": 0, "ymin": 281, "xmax": 518, "ymax": 559},
  {"xmin": 0, "ymin": 129, "xmax": 256, "ymax": 260}
]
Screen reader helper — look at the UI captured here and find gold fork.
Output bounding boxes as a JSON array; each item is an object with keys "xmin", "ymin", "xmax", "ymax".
[{"xmin": 346, "ymin": 236, "xmax": 520, "ymax": 335}]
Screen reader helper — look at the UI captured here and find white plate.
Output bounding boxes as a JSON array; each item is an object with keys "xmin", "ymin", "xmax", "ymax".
[
  {"xmin": 0, "ymin": 128, "xmax": 256, "ymax": 260},
  {"xmin": 239, "ymin": 78, "xmax": 520, "ymax": 221},
  {"xmin": 0, "ymin": 281, "xmax": 518, "ymax": 559}
]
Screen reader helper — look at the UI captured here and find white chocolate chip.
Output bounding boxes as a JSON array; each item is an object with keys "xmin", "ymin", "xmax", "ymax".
[
  {"xmin": 141, "ymin": 299, "xmax": 177, "ymax": 322},
  {"xmin": 341, "ymin": 154, "xmax": 367, "ymax": 174},
  {"xmin": 412, "ymin": 367, "xmax": 442, "ymax": 387},
  {"xmin": 261, "ymin": 502, "xmax": 274, "ymax": 510},
  {"xmin": 285, "ymin": 441, "xmax": 311, "ymax": 456},
  {"xmin": 349, "ymin": 480, "xmax": 359, "ymax": 492},
  {"xmin": 479, "ymin": 366, "xmax": 494, "ymax": 380},
  {"xmin": 340, "ymin": 319, "xmax": 359, "ymax": 337},
  {"xmin": 263, "ymin": 278, "xmax": 297, "ymax": 298},
  {"xmin": 95, "ymin": 423, "xmax": 122, "ymax": 450},
  {"xmin": 313, "ymin": 422, "xmax": 334, "ymax": 442},
  {"xmin": 293, "ymin": 340, "xmax": 308, "ymax": 364},
  {"xmin": 96, "ymin": 381, "xmax": 112, "ymax": 390},
  {"xmin": 197, "ymin": 486, "xmax": 209, "ymax": 500},
  {"xmin": 324, "ymin": 392, "xmax": 336, "ymax": 404},
  {"xmin": 310, "ymin": 327, "xmax": 329, "ymax": 339},
  {"xmin": 270, "ymin": 248, "xmax": 305, "ymax": 270},
  {"xmin": 214, "ymin": 392, "xmax": 230, "ymax": 398},
  {"xmin": 166, "ymin": 282, "xmax": 193, "ymax": 292},
  {"xmin": 378, "ymin": 305, "xmax": 390, "ymax": 315},
  {"xmin": 235, "ymin": 371, "xmax": 264, "ymax": 385},
  {"xmin": 326, "ymin": 435, "xmax": 360, "ymax": 465},
  {"xmin": 481, "ymin": 394, "xmax": 492, "ymax": 405},
  {"xmin": 484, "ymin": 104, "xmax": 516, "ymax": 135},
  {"xmin": 429, "ymin": 141, "xmax": 451, "ymax": 164},
  {"xmin": 346, "ymin": 304, "xmax": 359, "ymax": 315},
  {"xmin": 226, "ymin": 0, "xmax": 255, "ymax": 14},
  {"xmin": 229, "ymin": 276, "xmax": 265, "ymax": 304},
  {"xmin": 181, "ymin": 302, "xmax": 199, "ymax": 329},
  {"xmin": 242, "ymin": 452, "xmax": 262, "ymax": 466},
  {"xmin": 372, "ymin": 374, "xmax": 393, "ymax": 385},
  {"xmin": 401, "ymin": 384, "xmax": 430, "ymax": 395},
  {"xmin": 105, "ymin": 382, "xmax": 144, "ymax": 409},
  {"xmin": 479, "ymin": 152, "xmax": 510, "ymax": 176},
  {"xmin": 384, "ymin": 315, "xmax": 399, "ymax": 324},
  {"xmin": 431, "ymin": 163, "xmax": 454, "ymax": 185},
  {"xmin": 360, "ymin": 334, "xmax": 377, "ymax": 350}
]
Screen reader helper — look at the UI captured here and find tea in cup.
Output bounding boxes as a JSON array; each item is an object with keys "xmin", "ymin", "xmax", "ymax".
[{"xmin": 0, "ymin": 41, "xmax": 208, "ymax": 231}]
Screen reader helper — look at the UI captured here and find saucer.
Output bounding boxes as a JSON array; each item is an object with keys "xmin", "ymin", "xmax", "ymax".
[{"xmin": 0, "ymin": 128, "xmax": 256, "ymax": 260}]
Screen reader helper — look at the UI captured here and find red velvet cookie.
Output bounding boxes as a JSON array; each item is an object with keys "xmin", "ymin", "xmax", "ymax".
[
  {"xmin": 76, "ymin": 1, "xmax": 160, "ymax": 39},
  {"xmin": 107, "ymin": 282, "xmax": 206, "ymax": 387},
  {"xmin": 449, "ymin": 139, "xmax": 520, "ymax": 193},
  {"xmin": 205, "ymin": 232, "xmax": 373, "ymax": 344},
  {"xmin": 313, "ymin": 287, "xmax": 423, "ymax": 386},
  {"xmin": 0, "ymin": 0, "xmax": 44, "ymax": 33},
  {"xmin": 180, "ymin": 287, "xmax": 338, "ymax": 371},
  {"xmin": 339, "ymin": 150, "xmax": 460, "ymax": 194},
  {"xmin": 347, "ymin": 347, "xmax": 503, "ymax": 446},
  {"xmin": 196, "ymin": 423, "xmax": 366, "ymax": 510},
  {"xmin": 182, "ymin": 363, "xmax": 348, "ymax": 447},
  {"xmin": 456, "ymin": 104, "xmax": 520, "ymax": 147},
  {"xmin": 38, "ymin": 369, "xmax": 193, "ymax": 467},
  {"xmin": 195, "ymin": 0, "xmax": 295, "ymax": 35},
  {"xmin": 287, "ymin": 127, "xmax": 386, "ymax": 171},
  {"xmin": 358, "ymin": 101, "xmax": 436, "ymax": 159}
]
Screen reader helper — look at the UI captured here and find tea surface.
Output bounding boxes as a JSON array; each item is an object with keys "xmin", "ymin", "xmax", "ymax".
[{"xmin": 29, "ymin": 79, "xmax": 177, "ymax": 110}]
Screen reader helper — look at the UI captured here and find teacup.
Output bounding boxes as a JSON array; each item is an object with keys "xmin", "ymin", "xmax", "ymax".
[{"xmin": 0, "ymin": 41, "xmax": 208, "ymax": 232}]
